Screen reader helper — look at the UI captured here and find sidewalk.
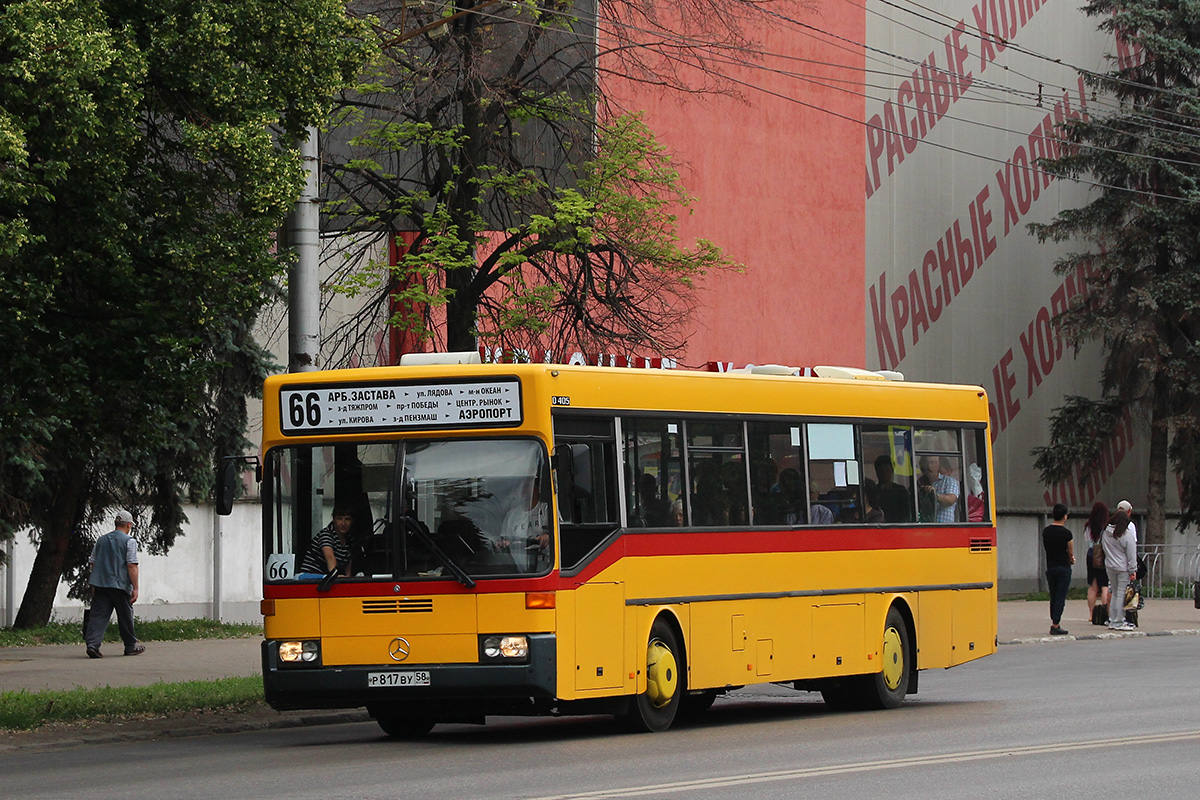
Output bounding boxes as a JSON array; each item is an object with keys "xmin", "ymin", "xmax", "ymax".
[
  {"xmin": 997, "ymin": 596, "xmax": 1200, "ymax": 644},
  {"xmin": 2, "ymin": 600, "xmax": 1198, "ymax": 695}
]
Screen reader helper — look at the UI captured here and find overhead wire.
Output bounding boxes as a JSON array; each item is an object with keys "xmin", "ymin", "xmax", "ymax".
[{"xmin": 381, "ymin": 1, "xmax": 1200, "ymax": 202}]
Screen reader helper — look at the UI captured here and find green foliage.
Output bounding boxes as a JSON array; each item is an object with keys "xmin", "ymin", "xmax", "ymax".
[
  {"xmin": 1029, "ymin": 0, "xmax": 1200, "ymax": 532},
  {"xmin": 1031, "ymin": 396, "xmax": 1127, "ymax": 487},
  {"xmin": 0, "ymin": 676, "xmax": 263, "ymax": 730},
  {"xmin": 0, "ymin": 1, "xmax": 373, "ymax": 621}
]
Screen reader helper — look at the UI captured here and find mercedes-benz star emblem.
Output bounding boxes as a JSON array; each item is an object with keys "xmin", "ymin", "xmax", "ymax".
[{"xmin": 388, "ymin": 637, "xmax": 411, "ymax": 662}]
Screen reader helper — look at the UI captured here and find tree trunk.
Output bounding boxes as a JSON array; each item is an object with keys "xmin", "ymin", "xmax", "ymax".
[
  {"xmin": 13, "ymin": 466, "xmax": 88, "ymax": 629},
  {"xmin": 1145, "ymin": 401, "xmax": 1169, "ymax": 547}
]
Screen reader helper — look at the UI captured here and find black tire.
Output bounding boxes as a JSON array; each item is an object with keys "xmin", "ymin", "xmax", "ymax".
[
  {"xmin": 369, "ymin": 704, "xmax": 436, "ymax": 739},
  {"xmin": 860, "ymin": 606, "xmax": 911, "ymax": 710},
  {"xmin": 623, "ymin": 618, "xmax": 683, "ymax": 732}
]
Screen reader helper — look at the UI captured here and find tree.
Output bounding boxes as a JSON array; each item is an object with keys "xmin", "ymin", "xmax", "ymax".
[
  {"xmin": 322, "ymin": 0, "xmax": 784, "ymax": 364},
  {"xmin": 0, "ymin": 0, "xmax": 371, "ymax": 626},
  {"xmin": 1029, "ymin": 0, "xmax": 1200, "ymax": 544}
]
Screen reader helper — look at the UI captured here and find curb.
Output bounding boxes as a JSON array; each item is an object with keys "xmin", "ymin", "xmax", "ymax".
[{"xmin": 999, "ymin": 627, "xmax": 1200, "ymax": 646}]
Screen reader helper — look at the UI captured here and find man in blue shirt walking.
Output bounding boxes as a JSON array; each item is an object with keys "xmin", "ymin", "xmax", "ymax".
[{"xmin": 84, "ymin": 509, "xmax": 145, "ymax": 658}]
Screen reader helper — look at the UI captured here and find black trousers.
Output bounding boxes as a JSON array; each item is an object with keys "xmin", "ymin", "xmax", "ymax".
[
  {"xmin": 1046, "ymin": 565, "xmax": 1072, "ymax": 626},
  {"xmin": 85, "ymin": 587, "xmax": 137, "ymax": 652}
]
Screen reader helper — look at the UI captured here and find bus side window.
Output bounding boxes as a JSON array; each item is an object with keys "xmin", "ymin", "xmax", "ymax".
[
  {"xmin": 624, "ymin": 418, "xmax": 685, "ymax": 528},
  {"xmin": 964, "ymin": 428, "xmax": 988, "ymax": 522},
  {"xmin": 914, "ymin": 427, "xmax": 964, "ymax": 524}
]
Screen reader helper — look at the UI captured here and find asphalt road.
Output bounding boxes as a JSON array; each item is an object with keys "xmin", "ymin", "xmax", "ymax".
[{"xmin": 4, "ymin": 634, "xmax": 1199, "ymax": 799}]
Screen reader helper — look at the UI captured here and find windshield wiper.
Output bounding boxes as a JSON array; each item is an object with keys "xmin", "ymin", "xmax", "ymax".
[{"xmin": 404, "ymin": 515, "xmax": 476, "ymax": 589}]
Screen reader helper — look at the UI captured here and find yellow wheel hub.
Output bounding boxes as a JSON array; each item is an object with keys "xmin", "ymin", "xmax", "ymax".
[
  {"xmin": 881, "ymin": 626, "xmax": 904, "ymax": 690},
  {"xmin": 645, "ymin": 639, "xmax": 678, "ymax": 708}
]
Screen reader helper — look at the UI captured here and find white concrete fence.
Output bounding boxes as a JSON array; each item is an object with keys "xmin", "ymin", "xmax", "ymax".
[{"xmin": 3, "ymin": 507, "xmax": 1199, "ymax": 626}]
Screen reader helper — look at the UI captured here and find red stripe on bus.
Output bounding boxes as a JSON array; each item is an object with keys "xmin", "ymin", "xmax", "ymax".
[{"xmin": 263, "ymin": 526, "xmax": 994, "ymax": 599}]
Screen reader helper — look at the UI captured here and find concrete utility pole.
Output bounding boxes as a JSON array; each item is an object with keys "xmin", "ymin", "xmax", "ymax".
[{"xmin": 287, "ymin": 126, "xmax": 321, "ymax": 374}]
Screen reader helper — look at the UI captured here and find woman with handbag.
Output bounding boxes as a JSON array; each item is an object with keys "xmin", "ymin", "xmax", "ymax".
[
  {"xmin": 1101, "ymin": 506, "xmax": 1139, "ymax": 631},
  {"xmin": 1083, "ymin": 501, "xmax": 1110, "ymax": 624}
]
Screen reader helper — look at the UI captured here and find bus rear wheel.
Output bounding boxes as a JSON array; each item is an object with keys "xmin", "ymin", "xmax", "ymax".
[
  {"xmin": 861, "ymin": 606, "xmax": 911, "ymax": 710},
  {"xmin": 369, "ymin": 703, "xmax": 436, "ymax": 739},
  {"xmin": 623, "ymin": 618, "xmax": 683, "ymax": 732}
]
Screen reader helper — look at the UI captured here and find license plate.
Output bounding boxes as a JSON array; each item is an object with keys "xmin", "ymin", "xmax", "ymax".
[{"xmin": 367, "ymin": 670, "xmax": 430, "ymax": 688}]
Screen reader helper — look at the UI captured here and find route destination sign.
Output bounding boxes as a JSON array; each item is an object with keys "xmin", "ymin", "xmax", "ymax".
[{"xmin": 281, "ymin": 378, "xmax": 521, "ymax": 434}]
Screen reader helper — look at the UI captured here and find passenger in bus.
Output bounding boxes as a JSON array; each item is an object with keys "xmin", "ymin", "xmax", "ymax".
[
  {"xmin": 298, "ymin": 507, "xmax": 354, "ymax": 577},
  {"xmin": 873, "ymin": 455, "xmax": 914, "ymax": 523},
  {"xmin": 863, "ymin": 483, "xmax": 885, "ymax": 523},
  {"xmin": 773, "ymin": 468, "xmax": 805, "ymax": 524},
  {"xmin": 917, "ymin": 456, "xmax": 959, "ymax": 523},
  {"xmin": 808, "ymin": 482, "xmax": 834, "ymax": 525},
  {"xmin": 670, "ymin": 499, "xmax": 685, "ymax": 526},
  {"xmin": 635, "ymin": 473, "xmax": 673, "ymax": 527},
  {"xmin": 966, "ymin": 463, "xmax": 986, "ymax": 522},
  {"xmin": 691, "ymin": 459, "xmax": 729, "ymax": 526},
  {"xmin": 750, "ymin": 458, "xmax": 780, "ymax": 524},
  {"xmin": 721, "ymin": 460, "xmax": 749, "ymax": 525}
]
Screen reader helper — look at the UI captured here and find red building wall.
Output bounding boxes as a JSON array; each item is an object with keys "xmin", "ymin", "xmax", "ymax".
[{"xmin": 601, "ymin": 2, "xmax": 866, "ymax": 369}]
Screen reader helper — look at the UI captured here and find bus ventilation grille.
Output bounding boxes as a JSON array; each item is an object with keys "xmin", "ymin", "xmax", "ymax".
[
  {"xmin": 969, "ymin": 538, "xmax": 992, "ymax": 552},
  {"xmin": 361, "ymin": 599, "xmax": 434, "ymax": 615}
]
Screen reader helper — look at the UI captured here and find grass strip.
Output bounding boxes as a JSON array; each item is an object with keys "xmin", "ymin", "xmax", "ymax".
[
  {"xmin": 0, "ymin": 619, "xmax": 262, "ymax": 647},
  {"xmin": 0, "ymin": 676, "xmax": 265, "ymax": 731}
]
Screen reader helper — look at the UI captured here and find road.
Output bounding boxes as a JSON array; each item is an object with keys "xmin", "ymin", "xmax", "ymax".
[{"xmin": 4, "ymin": 636, "xmax": 1199, "ymax": 799}]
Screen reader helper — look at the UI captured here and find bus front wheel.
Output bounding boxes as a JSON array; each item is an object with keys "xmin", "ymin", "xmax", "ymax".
[{"xmin": 623, "ymin": 618, "xmax": 683, "ymax": 732}]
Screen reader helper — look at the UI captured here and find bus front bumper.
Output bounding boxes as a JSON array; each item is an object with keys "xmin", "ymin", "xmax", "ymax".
[{"xmin": 261, "ymin": 634, "xmax": 557, "ymax": 711}]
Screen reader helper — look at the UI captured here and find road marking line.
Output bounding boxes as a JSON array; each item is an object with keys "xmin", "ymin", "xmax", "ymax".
[{"xmin": 524, "ymin": 730, "xmax": 1200, "ymax": 799}]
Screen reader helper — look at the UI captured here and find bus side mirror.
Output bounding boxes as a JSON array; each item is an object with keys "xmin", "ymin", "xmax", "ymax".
[
  {"xmin": 553, "ymin": 445, "xmax": 576, "ymax": 490},
  {"xmin": 216, "ymin": 456, "xmax": 259, "ymax": 516},
  {"xmin": 553, "ymin": 444, "xmax": 593, "ymax": 500},
  {"xmin": 216, "ymin": 459, "xmax": 238, "ymax": 516}
]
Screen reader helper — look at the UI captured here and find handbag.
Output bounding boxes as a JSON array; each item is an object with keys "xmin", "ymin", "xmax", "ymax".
[{"xmin": 1124, "ymin": 582, "xmax": 1144, "ymax": 611}]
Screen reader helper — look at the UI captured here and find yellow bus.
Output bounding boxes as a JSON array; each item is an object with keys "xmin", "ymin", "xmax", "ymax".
[{"xmin": 222, "ymin": 354, "xmax": 996, "ymax": 736}]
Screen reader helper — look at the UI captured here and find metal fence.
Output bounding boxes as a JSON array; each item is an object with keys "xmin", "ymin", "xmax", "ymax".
[{"xmin": 1140, "ymin": 544, "xmax": 1200, "ymax": 598}]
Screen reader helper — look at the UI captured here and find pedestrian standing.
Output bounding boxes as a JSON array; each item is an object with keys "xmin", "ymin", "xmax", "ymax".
[
  {"xmin": 1101, "ymin": 507, "xmax": 1138, "ymax": 631},
  {"xmin": 84, "ymin": 509, "xmax": 145, "ymax": 658},
  {"xmin": 1041, "ymin": 502, "xmax": 1074, "ymax": 635},
  {"xmin": 1083, "ymin": 501, "xmax": 1110, "ymax": 624}
]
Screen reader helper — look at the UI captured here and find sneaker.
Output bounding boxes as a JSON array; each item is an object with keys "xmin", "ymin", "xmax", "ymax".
[
  {"xmin": 1116, "ymin": 622, "xmax": 1136, "ymax": 631},
  {"xmin": 123, "ymin": 644, "xmax": 146, "ymax": 656},
  {"xmin": 1050, "ymin": 626, "xmax": 1069, "ymax": 636},
  {"xmin": 86, "ymin": 648, "xmax": 102, "ymax": 659}
]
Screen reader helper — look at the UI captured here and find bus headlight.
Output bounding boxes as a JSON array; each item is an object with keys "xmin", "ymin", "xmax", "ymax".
[
  {"xmin": 481, "ymin": 635, "xmax": 529, "ymax": 662},
  {"xmin": 278, "ymin": 640, "xmax": 320, "ymax": 663}
]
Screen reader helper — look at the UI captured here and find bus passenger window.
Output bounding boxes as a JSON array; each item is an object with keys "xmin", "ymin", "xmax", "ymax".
[
  {"xmin": 917, "ymin": 454, "xmax": 963, "ymax": 523},
  {"xmin": 860, "ymin": 426, "xmax": 915, "ymax": 524},
  {"xmin": 747, "ymin": 422, "xmax": 803, "ymax": 526},
  {"xmin": 623, "ymin": 418, "xmax": 684, "ymax": 528},
  {"xmin": 964, "ymin": 428, "xmax": 988, "ymax": 522},
  {"xmin": 806, "ymin": 424, "xmax": 859, "ymax": 525}
]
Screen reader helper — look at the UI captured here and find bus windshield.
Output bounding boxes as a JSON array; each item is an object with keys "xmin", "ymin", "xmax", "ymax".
[{"xmin": 265, "ymin": 438, "xmax": 552, "ymax": 583}]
